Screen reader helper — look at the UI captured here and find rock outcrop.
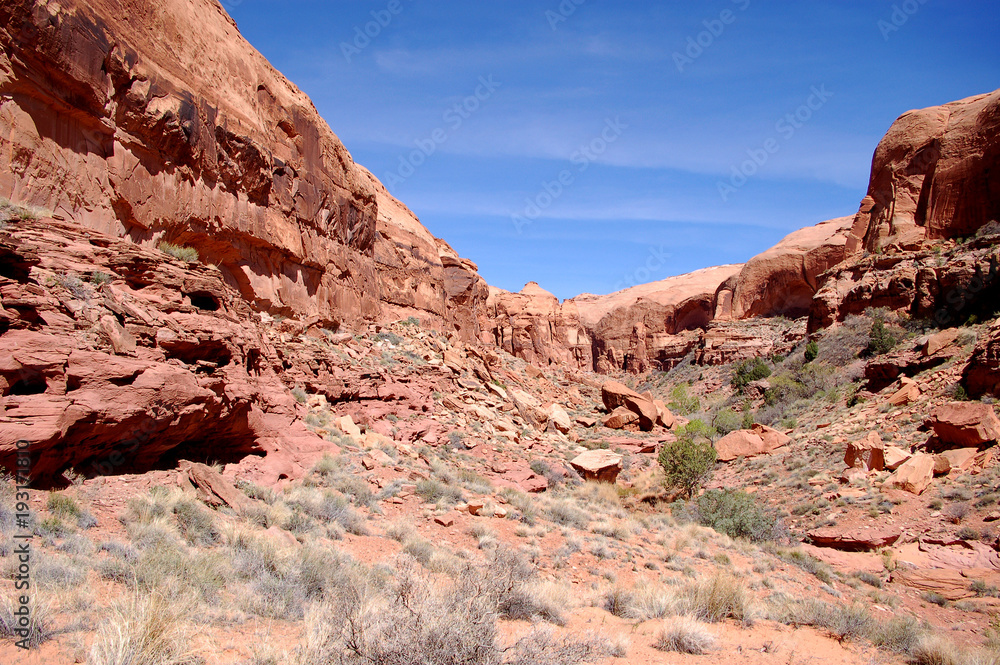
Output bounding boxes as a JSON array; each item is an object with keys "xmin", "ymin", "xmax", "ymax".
[
  {"xmin": 810, "ymin": 90, "xmax": 1000, "ymax": 331},
  {"xmin": 0, "ymin": 0, "xmax": 488, "ymax": 337},
  {"xmin": 929, "ymin": 403, "xmax": 1000, "ymax": 448},
  {"xmin": 731, "ymin": 216, "xmax": 853, "ymax": 319},
  {"xmin": 572, "ymin": 265, "xmax": 743, "ymax": 372},
  {"xmin": 0, "ymin": 217, "xmax": 332, "ymax": 485},
  {"xmin": 714, "ymin": 424, "xmax": 790, "ymax": 462},
  {"xmin": 964, "ymin": 319, "xmax": 1000, "ymax": 398}
]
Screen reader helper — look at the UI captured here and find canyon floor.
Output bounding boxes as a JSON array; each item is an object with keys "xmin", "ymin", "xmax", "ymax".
[{"xmin": 2, "ymin": 218, "xmax": 999, "ymax": 664}]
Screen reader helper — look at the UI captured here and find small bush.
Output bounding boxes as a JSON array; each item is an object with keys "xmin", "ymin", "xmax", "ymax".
[
  {"xmin": 804, "ymin": 340, "xmax": 819, "ymax": 362},
  {"xmin": 653, "ymin": 616, "xmax": 716, "ymax": 654},
  {"xmin": 687, "ymin": 489, "xmax": 783, "ymax": 542},
  {"xmin": 157, "ymin": 242, "xmax": 199, "ymax": 263},
  {"xmin": 658, "ymin": 436, "xmax": 716, "ymax": 499},
  {"xmin": 865, "ymin": 316, "xmax": 898, "ymax": 357},
  {"xmin": 732, "ymin": 357, "xmax": 772, "ymax": 390},
  {"xmin": 47, "ymin": 493, "xmax": 81, "ymax": 519},
  {"xmin": 416, "ymin": 479, "xmax": 463, "ymax": 505},
  {"xmin": 921, "ymin": 591, "xmax": 949, "ymax": 607},
  {"xmin": 712, "ymin": 408, "xmax": 743, "ymax": 436},
  {"xmin": 668, "ymin": 383, "xmax": 700, "ymax": 414},
  {"xmin": 546, "ymin": 501, "xmax": 590, "ymax": 530}
]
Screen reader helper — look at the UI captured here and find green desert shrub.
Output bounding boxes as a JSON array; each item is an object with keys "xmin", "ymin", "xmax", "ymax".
[
  {"xmin": 685, "ymin": 489, "xmax": 783, "ymax": 542},
  {"xmin": 731, "ymin": 357, "xmax": 771, "ymax": 390},
  {"xmin": 658, "ymin": 434, "xmax": 716, "ymax": 499}
]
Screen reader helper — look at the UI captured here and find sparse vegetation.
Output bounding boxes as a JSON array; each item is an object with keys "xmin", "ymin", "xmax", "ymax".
[
  {"xmin": 658, "ymin": 428, "xmax": 716, "ymax": 498},
  {"xmin": 732, "ymin": 357, "xmax": 772, "ymax": 390},
  {"xmin": 157, "ymin": 241, "xmax": 199, "ymax": 263},
  {"xmin": 681, "ymin": 489, "xmax": 783, "ymax": 542},
  {"xmin": 653, "ymin": 616, "xmax": 716, "ymax": 654}
]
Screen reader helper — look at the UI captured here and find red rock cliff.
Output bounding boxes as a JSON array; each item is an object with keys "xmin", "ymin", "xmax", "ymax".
[{"xmin": 0, "ymin": 0, "xmax": 488, "ymax": 336}]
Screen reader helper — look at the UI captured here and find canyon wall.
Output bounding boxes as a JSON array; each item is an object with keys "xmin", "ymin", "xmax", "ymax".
[
  {"xmin": 811, "ymin": 90, "xmax": 1000, "ymax": 331},
  {"xmin": 0, "ymin": 0, "xmax": 489, "ymax": 337},
  {"xmin": 1, "ymin": 0, "xmax": 997, "ymax": 375}
]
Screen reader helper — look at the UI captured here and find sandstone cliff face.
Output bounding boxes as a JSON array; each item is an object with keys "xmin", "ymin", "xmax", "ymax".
[
  {"xmin": 486, "ymin": 283, "xmax": 592, "ymax": 370},
  {"xmin": 0, "ymin": 217, "xmax": 333, "ymax": 484},
  {"xmin": 0, "ymin": 0, "xmax": 487, "ymax": 335},
  {"xmin": 848, "ymin": 90, "xmax": 1000, "ymax": 254},
  {"xmin": 810, "ymin": 90, "xmax": 1000, "ymax": 331},
  {"xmin": 731, "ymin": 216, "xmax": 853, "ymax": 319},
  {"xmin": 572, "ymin": 265, "xmax": 743, "ymax": 372}
]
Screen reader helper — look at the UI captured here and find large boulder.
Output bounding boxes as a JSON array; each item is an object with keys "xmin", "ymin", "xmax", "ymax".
[
  {"xmin": 714, "ymin": 423, "xmax": 790, "ymax": 462},
  {"xmin": 964, "ymin": 319, "xmax": 1000, "ymax": 398},
  {"xmin": 602, "ymin": 407, "xmax": 639, "ymax": 430},
  {"xmin": 653, "ymin": 399, "xmax": 676, "ymax": 429},
  {"xmin": 883, "ymin": 453, "xmax": 935, "ymax": 494},
  {"xmin": 751, "ymin": 423, "xmax": 791, "ymax": 450},
  {"xmin": 886, "ymin": 377, "xmax": 921, "ymax": 406},
  {"xmin": 546, "ymin": 404, "xmax": 572, "ymax": 434},
  {"xmin": 807, "ymin": 525, "xmax": 901, "ymax": 551},
  {"xmin": 570, "ymin": 450, "xmax": 623, "ymax": 483},
  {"xmin": 884, "ymin": 446, "xmax": 912, "ymax": 471},
  {"xmin": 930, "ymin": 403, "xmax": 1000, "ymax": 447},
  {"xmin": 844, "ymin": 431, "xmax": 885, "ymax": 472}
]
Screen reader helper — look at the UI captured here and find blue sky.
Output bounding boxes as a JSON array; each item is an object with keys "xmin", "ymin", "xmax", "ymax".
[{"xmin": 224, "ymin": 1, "xmax": 999, "ymax": 300}]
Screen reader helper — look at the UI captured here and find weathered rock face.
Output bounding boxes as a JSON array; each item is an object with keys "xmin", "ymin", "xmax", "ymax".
[
  {"xmin": 731, "ymin": 216, "xmax": 853, "ymax": 319},
  {"xmin": 573, "ymin": 265, "xmax": 743, "ymax": 373},
  {"xmin": 0, "ymin": 0, "xmax": 487, "ymax": 336},
  {"xmin": 486, "ymin": 283, "xmax": 592, "ymax": 370},
  {"xmin": 848, "ymin": 90, "xmax": 1000, "ymax": 253},
  {"xmin": 964, "ymin": 319, "xmax": 1000, "ymax": 398},
  {"xmin": 810, "ymin": 89, "xmax": 1000, "ymax": 331},
  {"xmin": 0, "ymin": 217, "xmax": 332, "ymax": 485}
]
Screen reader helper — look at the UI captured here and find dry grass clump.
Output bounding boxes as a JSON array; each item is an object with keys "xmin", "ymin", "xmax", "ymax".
[
  {"xmin": 0, "ymin": 593, "xmax": 56, "ymax": 648},
  {"xmin": 766, "ymin": 595, "xmax": 924, "ymax": 655},
  {"xmin": 88, "ymin": 593, "xmax": 197, "ymax": 665},
  {"xmin": 546, "ymin": 499, "xmax": 590, "ymax": 529},
  {"xmin": 653, "ymin": 616, "xmax": 716, "ymax": 654},
  {"xmin": 600, "ymin": 573, "xmax": 752, "ymax": 625},
  {"xmin": 296, "ymin": 547, "xmax": 603, "ymax": 665},
  {"xmin": 157, "ymin": 241, "xmax": 199, "ymax": 263},
  {"xmin": 679, "ymin": 572, "xmax": 755, "ymax": 625},
  {"xmin": 0, "ymin": 197, "xmax": 49, "ymax": 223}
]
